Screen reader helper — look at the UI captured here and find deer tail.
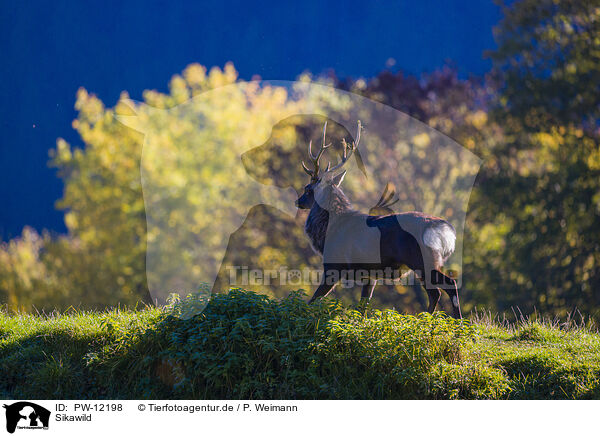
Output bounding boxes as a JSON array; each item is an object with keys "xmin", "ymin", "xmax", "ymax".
[
  {"xmin": 423, "ymin": 222, "xmax": 456, "ymax": 260},
  {"xmin": 369, "ymin": 182, "xmax": 399, "ymax": 216}
]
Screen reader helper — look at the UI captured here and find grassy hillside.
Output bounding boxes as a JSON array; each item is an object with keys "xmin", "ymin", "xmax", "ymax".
[{"xmin": 1, "ymin": 289, "xmax": 599, "ymax": 399}]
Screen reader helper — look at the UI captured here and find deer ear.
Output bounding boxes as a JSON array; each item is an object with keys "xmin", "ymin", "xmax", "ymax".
[{"xmin": 332, "ymin": 170, "xmax": 346, "ymax": 187}]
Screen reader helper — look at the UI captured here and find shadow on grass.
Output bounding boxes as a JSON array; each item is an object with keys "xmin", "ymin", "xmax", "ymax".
[
  {"xmin": 0, "ymin": 330, "xmax": 108, "ymax": 399},
  {"xmin": 2, "ymin": 290, "xmax": 598, "ymax": 399}
]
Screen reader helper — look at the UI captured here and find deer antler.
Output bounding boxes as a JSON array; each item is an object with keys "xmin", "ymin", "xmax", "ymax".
[
  {"xmin": 301, "ymin": 120, "xmax": 362, "ymax": 182},
  {"xmin": 328, "ymin": 120, "xmax": 362, "ymax": 173},
  {"xmin": 302, "ymin": 121, "xmax": 332, "ymax": 182}
]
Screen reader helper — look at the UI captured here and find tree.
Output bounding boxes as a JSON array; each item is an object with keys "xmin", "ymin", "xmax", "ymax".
[
  {"xmin": 469, "ymin": 0, "xmax": 600, "ymax": 317},
  {"xmin": 48, "ymin": 64, "xmax": 308, "ymax": 309}
]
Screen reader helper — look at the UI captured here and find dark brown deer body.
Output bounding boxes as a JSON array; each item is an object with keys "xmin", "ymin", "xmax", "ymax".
[{"xmin": 295, "ymin": 122, "xmax": 462, "ymax": 318}]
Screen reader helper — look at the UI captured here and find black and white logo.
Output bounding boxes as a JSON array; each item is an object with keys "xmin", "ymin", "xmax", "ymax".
[{"xmin": 3, "ymin": 402, "xmax": 50, "ymax": 433}]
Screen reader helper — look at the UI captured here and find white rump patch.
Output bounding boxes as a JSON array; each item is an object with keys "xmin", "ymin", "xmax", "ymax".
[{"xmin": 423, "ymin": 224, "xmax": 456, "ymax": 259}]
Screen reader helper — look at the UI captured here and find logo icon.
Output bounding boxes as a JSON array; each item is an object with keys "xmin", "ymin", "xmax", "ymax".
[{"xmin": 3, "ymin": 402, "xmax": 50, "ymax": 434}]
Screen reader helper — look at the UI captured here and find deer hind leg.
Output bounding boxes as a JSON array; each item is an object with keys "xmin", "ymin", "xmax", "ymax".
[
  {"xmin": 413, "ymin": 252, "xmax": 461, "ymax": 318},
  {"xmin": 439, "ymin": 271, "xmax": 462, "ymax": 319},
  {"xmin": 426, "ymin": 288, "xmax": 442, "ymax": 313},
  {"xmin": 411, "ymin": 268, "xmax": 440, "ymax": 314},
  {"xmin": 429, "ymin": 251, "xmax": 462, "ymax": 319},
  {"xmin": 415, "ymin": 272, "xmax": 441, "ymax": 313}
]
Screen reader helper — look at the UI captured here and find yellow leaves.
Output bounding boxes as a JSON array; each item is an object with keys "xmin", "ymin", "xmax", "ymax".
[
  {"xmin": 141, "ymin": 89, "xmax": 169, "ymax": 109},
  {"xmin": 167, "ymin": 172, "xmax": 187, "ymax": 189},
  {"xmin": 97, "ymin": 144, "xmax": 112, "ymax": 168},
  {"xmin": 257, "ymin": 247, "xmax": 286, "ymax": 267},
  {"xmin": 169, "ymin": 75, "xmax": 190, "ymax": 105},
  {"xmin": 183, "ymin": 63, "xmax": 207, "ymax": 87},
  {"xmin": 74, "ymin": 87, "xmax": 105, "ymax": 124},
  {"xmin": 478, "ymin": 221, "xmax": 510, "ymax": 252},
  {"xmin": 412, "ymin": 132, "xmax": 431, "ymax": 148},
  {"xmin": 0, "ymin": 227, "xmax": 51, "ymax": 308},
  {"xmin": 64, "ymin": 212, "xmax": 78, "ymax": 230},
  {"xmin": 208, "ymin": 64, "xmax": 237, "ymax": 89},
  {"xmin": 354, "ymin": 78, "xmax": 367, "ymax": 90},
  {"xmin": 74, "ymin": 87, "xmax": 89, "ymax": 109},
  {"xmin": 298, "ymin": 72, "xmax": 312, "ymax": 83},
  {"xmin": 533, "ymin": 131, "xmax": 561, "ymax": 150},
  {"xmin": 53, "ymin": 138, "xmax": 72, "ymax": 162},
  {"xmin": 467, "ymin": 110, "xmax": 488, "ymax": 129},
  {"xmin": 565, "ymin": 63, "xmax": 577, "ymax": 75},
  {"xmin": 593, "ymin": 190, "xmax": 600, "ymax": 214},
  {"xmin": 223, "ymin": 62, "xmax": 238, "ymax": 83},
  {"xmin": 164, "ymin": 63, "xmax": 241, "ymax": 106},
  {"xmin": 585, "ymin": 147, "xmax": 600, "ymax": 170},
  {"xmin": 580, "ymin": 254, "xmax": 596, "ymax": 282},
  {"xmin": 272, "ymin": 87, "xmax": 288, "ymax": 106},
  {"xmin": 114, "ymin": 95, "xmax": 136, "ymax": 117},
  {"xmin": 448, "ymin": 166, "xmax": 461, "ymax": 181}
]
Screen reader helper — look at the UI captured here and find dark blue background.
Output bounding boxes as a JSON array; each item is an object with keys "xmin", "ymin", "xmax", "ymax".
[{"xmin": 0, "ymin": 0, "xmax": 501, "ymax": 239}]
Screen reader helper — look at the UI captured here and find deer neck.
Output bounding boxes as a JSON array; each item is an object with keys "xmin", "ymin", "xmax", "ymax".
[
  {"xmin": 314, "ymin": 185, "xmax": 354, "ymax": 214},
  {"xmin": 305, "ymin": 202, "xmax": 329, "ymax": 255},
  {"xmin": 305, "ymin": 186, "xmax": 354, "ymax": 255}
]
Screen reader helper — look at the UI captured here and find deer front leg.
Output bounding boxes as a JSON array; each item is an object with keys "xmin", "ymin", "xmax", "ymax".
[
  {"xmin": 308, "ymin": 271, "xmax": 338, "ymax": 304},
  {"xmin": 308, "ymin": 283, "xmax": 337, "ymax": 304},
  {"xmin": 356, "ymin": 278, "xmax": 377, "ymax": 314},
  {"xmin": 360, "ymin": 278, "xmax": 376, "ymax": 302}
]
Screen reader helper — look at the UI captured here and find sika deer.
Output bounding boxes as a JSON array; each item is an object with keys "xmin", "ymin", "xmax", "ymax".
[{"xmin": 295, "ymin": 121, "xmax": 461, "ymax": 318}]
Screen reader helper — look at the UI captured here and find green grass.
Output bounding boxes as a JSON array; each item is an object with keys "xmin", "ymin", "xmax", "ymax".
[{"xmin": 1, "ymin": 289, "xmax": 599, "ymax": 399}]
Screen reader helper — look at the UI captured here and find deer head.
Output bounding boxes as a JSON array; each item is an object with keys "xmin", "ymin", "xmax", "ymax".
[{"xmin": 295, "ymin": 120, "xmax": 362, "ymax": 210}]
